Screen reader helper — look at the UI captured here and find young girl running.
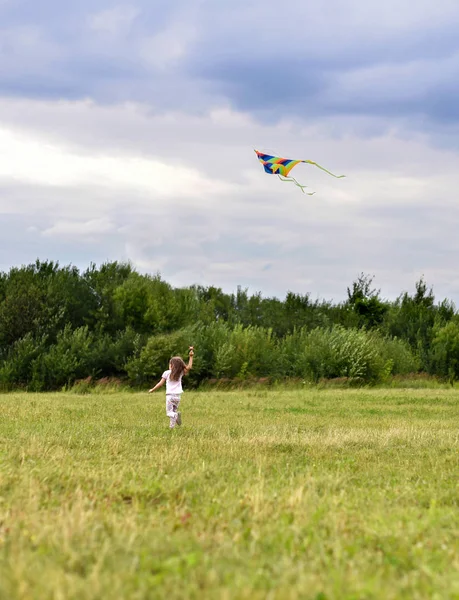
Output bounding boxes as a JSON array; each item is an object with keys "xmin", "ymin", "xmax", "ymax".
[{"xmin": 148, "ymin": 347, "xmax": 194, "ymax": 428}]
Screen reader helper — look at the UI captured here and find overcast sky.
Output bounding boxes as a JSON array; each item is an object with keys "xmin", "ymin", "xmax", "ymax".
[{"xmin": 1, "ymin": 0, "xmax": 459, "ymax": 303}]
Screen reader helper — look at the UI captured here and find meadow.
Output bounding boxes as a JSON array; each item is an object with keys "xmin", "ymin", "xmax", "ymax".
[{"xmin": 0, "ymin": 388, "xmax": 458, "ymax": 600}]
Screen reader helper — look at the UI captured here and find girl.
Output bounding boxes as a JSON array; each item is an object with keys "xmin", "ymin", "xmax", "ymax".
[{"xmin": 148, "ymin": 347, "xmax": 194, "ymax": 428}]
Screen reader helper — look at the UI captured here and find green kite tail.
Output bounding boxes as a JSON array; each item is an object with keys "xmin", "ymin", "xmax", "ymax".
[
  {"xmin": 278, "ymin": 175, "xmax": 316, "ymax": 195},
  {"xmin": 304, "ymin": 160, "xmax": 346, "ymax": 178}
]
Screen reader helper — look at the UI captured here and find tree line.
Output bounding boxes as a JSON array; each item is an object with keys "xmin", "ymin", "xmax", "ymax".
[{"xmin": 1, "ymin": 260, "xmax": 458, "ymax": 390}]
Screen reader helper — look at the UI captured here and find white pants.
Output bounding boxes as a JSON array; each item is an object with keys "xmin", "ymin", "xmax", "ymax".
[{"xmin": 166, "ymin": 394, "xmax": 181, "ymax": 428}]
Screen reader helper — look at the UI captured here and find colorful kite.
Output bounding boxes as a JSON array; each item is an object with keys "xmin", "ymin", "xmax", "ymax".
[{"xmin": 255, "ymin": 149, "xmax": 345, "ymax": 194}]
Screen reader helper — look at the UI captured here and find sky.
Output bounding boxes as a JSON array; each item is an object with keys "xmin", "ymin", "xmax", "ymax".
[{"xmin": 1, "ymin": 0, "xmax": 459, "ymax": 304}]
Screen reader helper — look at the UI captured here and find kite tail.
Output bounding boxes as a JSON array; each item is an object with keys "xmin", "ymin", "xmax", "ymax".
[
  {"xmin": 305, "ymin": 161, "xmax": 345, "ymax": 178},
  {"xmin": 278, "ymin": 175, "xmax": 316, "ymax": 195}
]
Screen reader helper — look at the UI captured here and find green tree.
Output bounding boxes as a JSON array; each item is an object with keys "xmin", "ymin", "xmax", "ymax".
[
  {"xmin": 347, "ymin": 273, "xmax": 388, "ymax": 329},
  {"xmin": 383, "ymin": 277, "xmax": 452, "ymax": 370},
  {"xmin": 0, "ymin": 265, "xmax": 47, "ymax": 346},
  {"xmin": 84, "ymin": 261, "xmax": 133, "ymax": 333}
]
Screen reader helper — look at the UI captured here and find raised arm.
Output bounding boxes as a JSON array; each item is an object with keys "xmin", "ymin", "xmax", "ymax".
[{"xmin": 184, "ymin": 346, "xmax": 194, "ymax": 374}]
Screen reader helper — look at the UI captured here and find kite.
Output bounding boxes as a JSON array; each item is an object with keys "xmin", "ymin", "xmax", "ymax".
[{"xmin": 255, "ymin": 149, "xmax": 345, "ymax": 194}]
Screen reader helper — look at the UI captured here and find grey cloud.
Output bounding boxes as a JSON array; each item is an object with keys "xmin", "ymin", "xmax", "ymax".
[
  {"xmin": 187, "ymin": 4, "xmax": 459, "ymax": 134},
  {"xmin": 0, "ymin": 213, "xmax": 123, "ymax": 274},
  {"xmin": 2, "ymin": 0, "xmax": 459, "ymax": 136},
  {"xmin": 2, "ymin": 162, "xmax": 459, "ymax": 305},
  {"xmin": 0, "ymin": 0, "xmax": 187, "ymax": 102},
  {"xmin": 1, "ymin": 44, "xmax": 459, "ymax": 307}
]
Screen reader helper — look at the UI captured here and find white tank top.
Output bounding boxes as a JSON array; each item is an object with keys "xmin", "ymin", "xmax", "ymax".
[{"xmin": 162, "ymin": 370, "xmax": 183, "ymax": 395}]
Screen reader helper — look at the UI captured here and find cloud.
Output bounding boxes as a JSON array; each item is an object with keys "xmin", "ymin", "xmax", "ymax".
[
  {"xmin": 140, "ymin": 23, "xmax": 196, "ymax": 71},
  {"xmin": 186, "ymin": 1, "xmax": 459, "ymax": 130},
  {"xmin": 42, "ymin": 218, "xmax": 116, "ymax": 238},
  {"xmin": 0, "ymin": 124, "xmax": 233, "ymax": 202},
  {"xmin": 1, "ymin": 2, "xmax": 459, "ymax": 305},
  {"xmin": 1, "ymin": 97, "xmax": 459, "ymax": 304},
  {"xmin": 88, "ymin": 5, "xmax": 140, "ymax": 37},
  {"xmin": 1, "ymin": 0, "xmax": 459, "ymax": 134}
]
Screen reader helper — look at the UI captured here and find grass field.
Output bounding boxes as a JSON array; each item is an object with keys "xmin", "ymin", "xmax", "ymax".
[{"xmin": 0, "ymin": 388, "xmax": 458, "ymax": 600}]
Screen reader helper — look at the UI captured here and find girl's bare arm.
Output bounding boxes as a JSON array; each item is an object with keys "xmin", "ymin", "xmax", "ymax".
[
  {"xmin": 184, "ymin": 347, "xmax": 194, "ymax": 374},
  {"xmin": 148, "ymin": 378, "xmax": 165, "ymax": 393}
]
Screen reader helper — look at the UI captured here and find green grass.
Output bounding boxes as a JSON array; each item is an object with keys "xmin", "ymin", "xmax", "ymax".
[{"xmin": 0, "ymin": 389, "xmax": 458, "ymax": 599}]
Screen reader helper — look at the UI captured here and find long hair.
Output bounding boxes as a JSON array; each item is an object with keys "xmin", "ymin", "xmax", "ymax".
[{"xmin": 169, "ymin": 356, "xmax": 186, "ymax": 381}]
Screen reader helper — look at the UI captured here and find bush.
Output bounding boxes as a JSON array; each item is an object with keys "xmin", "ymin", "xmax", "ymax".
[
  {"xmin": 372, "ymin": 335, "xmax": 420, "ymax": 376},
  {"xmin": 88, "ymin": 327, "xmax": 143, "ymax": 376},
  {"xmin": 278, "ymin": 325, "xmax": 415, "ymax": 384},
  {"xmin": 212, "ymin": 324, "xmax": 276, "ymax": 379},
  {"xmin": 0, "ymin": 333, "xmax": 47, "ymax": 390},
  {"xmin": 189, "ymin": 322, "xmax": 276, "ymax": 379},
  {"xmin": 125, "ymin": 328, "xmax": 193, "ymax": 386},
  {"xmin": 428, "ymin": 320, "xmax": 459, "ymax": 381},
  {"xmin": 30, "ymin": 325, "xmax": 94, "ymax": 390}
]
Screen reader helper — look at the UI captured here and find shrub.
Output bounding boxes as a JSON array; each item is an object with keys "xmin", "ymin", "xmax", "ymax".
[
  {"xmin": 279, "ymin": 325, "xmax": 411, "ymax": 384},
  {"xmin": 125, "ymin": 328, "xmax": 193, "ymax": 386},
  {"xmin": 371, "ymin": 335, "xmax": 419, "ymax": 376},
  {"xmin": 428, "ymin": 320, "xmax": 459, "ymax": 381},
  {"xmin": 0, "ymin": 333, "xmax": 47, "ymax": 390},
  {"xmin": 30, "ymin": 325, "xmax": 94, "ymax": 390}
]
